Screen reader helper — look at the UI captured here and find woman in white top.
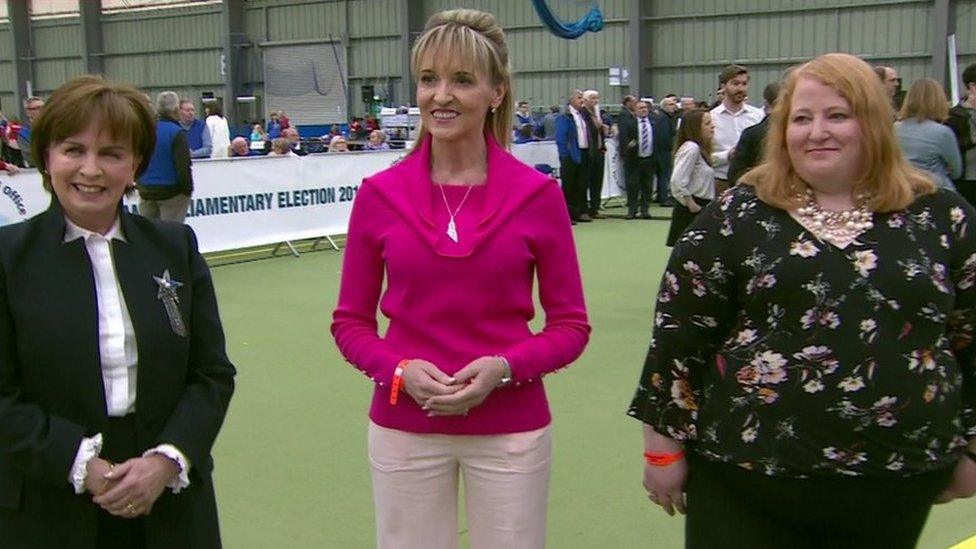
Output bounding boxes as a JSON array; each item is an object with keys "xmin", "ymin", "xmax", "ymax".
[
  {"xmin": 205, "ymin": 101, "xmax": 231, "ymax": 159},
  {"xmin": 666, "ymin": 109, "xmax": 716, "ymax": 246}
]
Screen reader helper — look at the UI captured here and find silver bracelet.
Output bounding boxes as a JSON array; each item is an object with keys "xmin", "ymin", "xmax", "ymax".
[{"xmin": 495, "ymin": 356, "xmax": 513, "ymax": 387}]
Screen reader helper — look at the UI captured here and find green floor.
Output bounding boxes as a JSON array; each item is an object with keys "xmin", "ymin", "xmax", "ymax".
[{"xmin": 208, "ymin": 208, "xmax": 976, "ymax": 548}]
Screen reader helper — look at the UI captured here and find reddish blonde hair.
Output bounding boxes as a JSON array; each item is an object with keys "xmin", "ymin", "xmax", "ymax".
[{"xmin": 741, "ymin": 53, "xmax": 934, "ymax": 212}]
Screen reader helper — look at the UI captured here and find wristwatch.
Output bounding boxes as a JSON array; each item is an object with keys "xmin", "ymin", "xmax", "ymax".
[{"xmin": 496, "ymin": 356, "xmax": 513, "ymax": 388}]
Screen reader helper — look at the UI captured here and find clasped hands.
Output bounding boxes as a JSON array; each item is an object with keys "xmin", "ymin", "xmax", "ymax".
[
  {"xmin": 84, "ymin": 454, "xmax": 179, "ymax": 518},
  {"xmin": 401, "ymin": 356, "xmax": 509, "ymax": 416}
]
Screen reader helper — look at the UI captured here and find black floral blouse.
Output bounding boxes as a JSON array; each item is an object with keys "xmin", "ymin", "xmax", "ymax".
[{"xmin": 629, "ymin": 186, "xmax": 976, "ymax": 478}]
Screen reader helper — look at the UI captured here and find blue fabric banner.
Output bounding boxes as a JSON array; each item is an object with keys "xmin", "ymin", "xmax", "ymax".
[{"xmin": 531, "ymin": 0, "xmax": 603, "ymax": 39}]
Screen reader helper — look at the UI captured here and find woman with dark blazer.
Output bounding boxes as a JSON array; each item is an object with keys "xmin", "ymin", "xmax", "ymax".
[{"xmin": 0, "ymin": 76, "xmax": 235, "ymax": 548}]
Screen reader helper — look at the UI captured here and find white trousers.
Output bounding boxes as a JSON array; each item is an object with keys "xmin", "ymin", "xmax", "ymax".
[{"xmin": 367, "ymin": 421, "xmax": 552, "ymax": 549}]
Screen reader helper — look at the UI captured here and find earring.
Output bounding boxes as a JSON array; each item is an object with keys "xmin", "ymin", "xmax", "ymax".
[{"xmin": 491, "ymin": 106, "xmax": 498, "ymax": 114}]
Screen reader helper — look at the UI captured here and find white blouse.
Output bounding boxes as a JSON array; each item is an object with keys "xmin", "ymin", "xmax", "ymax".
[
  {"xmin": 64, "ymin": 217, "xmax": 189, "ymax": 495},
  {"xmin": 670, "ymin": 141, "xmax": 716, "ymax": 202}
]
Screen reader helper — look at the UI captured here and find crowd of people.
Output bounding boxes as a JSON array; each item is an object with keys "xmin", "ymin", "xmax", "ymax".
[
  {"xmin": 1, "ymin": 5, "xmax": 975, "ymax": 548},
  {"xmin": 505, "ymin": 59, "xmax": 976, "ymax": 243}
]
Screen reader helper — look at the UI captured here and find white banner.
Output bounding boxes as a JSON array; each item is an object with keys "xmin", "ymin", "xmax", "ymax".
[{"xmin": 0, "ymin": 141, "xmax": 621, "ymax": 253}]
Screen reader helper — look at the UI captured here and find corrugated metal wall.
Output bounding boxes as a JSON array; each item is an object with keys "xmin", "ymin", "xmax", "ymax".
[
  {"xmin": 0, "ymin": 27, "xmax": 12, "ymax": 114},
  {"xmin": 0, "ymin": 0, "xmax": 969, "ymax": 123},
  {"xmin": 32, "ymin": 19, "xmax": 85, "ymax": 97},
  {"xmin": 423, "ymin": 0, "xmax": 630, "ymax": 110},
  {"xmin": 100, "ymin": 5, "xmax": 224, "ymax": 103},
  {"xmin": 243, "ymin": 0, "xmax": 403, "ymax": 119},
  {"xmin": 646, "ymin": 0, "xmax": 941, "ymax": 105},
  {"xmin": 957, "ymin": 0, "xmax": 976, "ymax": 98}
]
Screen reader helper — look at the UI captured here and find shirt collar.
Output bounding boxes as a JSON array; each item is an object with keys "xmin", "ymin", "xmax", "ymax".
[
  {"xmin": 717, "ymin": 102, "xmax": 748, "ymax": 116},
  {"xmin": 63, "ymin": 215, "xmax": 126, "ymax": 244}
]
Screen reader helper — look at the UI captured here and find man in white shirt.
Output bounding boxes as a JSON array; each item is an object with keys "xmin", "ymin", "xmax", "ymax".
[{"xmin": 710, "ymin": 64, "xmax": 765, "ymax": 193}]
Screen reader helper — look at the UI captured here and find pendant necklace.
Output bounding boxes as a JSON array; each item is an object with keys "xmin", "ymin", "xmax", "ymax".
[{"xmin": 437, "ymin": 183, "xmax": 475, "ymax": 243}]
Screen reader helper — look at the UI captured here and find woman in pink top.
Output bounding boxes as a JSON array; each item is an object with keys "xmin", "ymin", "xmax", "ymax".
[{"xmin": 331, "ymin": 9, "xmax": 590, "ymax": 549}]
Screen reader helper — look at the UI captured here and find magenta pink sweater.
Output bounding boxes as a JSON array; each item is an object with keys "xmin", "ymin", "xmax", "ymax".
[{"xmin": 331, "ymin": 135, "xmax": 590, "ymax": 434}]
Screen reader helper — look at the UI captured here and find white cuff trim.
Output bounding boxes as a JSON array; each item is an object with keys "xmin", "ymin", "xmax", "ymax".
[
  {"xmin": 69, "ymin": 434, "xmax": 103, "ymax": 495},
  {"xmin": 143, "ymin": 444, "xmax": 191, "ymax": 494}
]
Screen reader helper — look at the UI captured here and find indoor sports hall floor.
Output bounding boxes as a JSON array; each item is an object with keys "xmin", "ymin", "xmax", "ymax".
[{"xmin": 207, "ymin": 206, "xmax": 976, "ymax": 548}]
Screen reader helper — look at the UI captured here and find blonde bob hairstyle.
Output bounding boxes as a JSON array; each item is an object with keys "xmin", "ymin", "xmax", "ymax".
[
  {"xmin": 409, "ymin": 9, "xmax": 513, "ymax": 151},
  {"xmin": 898, "ymin": 78, "xmax": 950, "ymax": 123},
  {"xmin": 741, "ymin": 53, "xmax": 934, "ymax": 212}
]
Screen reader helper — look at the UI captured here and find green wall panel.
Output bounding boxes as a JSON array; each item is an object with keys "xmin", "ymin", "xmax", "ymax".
[
  {"xmin": 104, "ymin": 50, "xmax": 221, "ymax": 88},
  {"xmin": 0, "ymin": 93, "xmax": 15, "ymax": 115},
  {"xmin": 0, "ymin": 27, "xmax": 10, "ymax": 59},
  {"xmin": 35, "ymin": 59, "xmax": 86, "ymax": 95},
  {"xmin": 102, "ymin": 10, "xmax": 221, "ymax": 53},
  {"xmin": 2, "ymin": 0, "xmax": 966, "ymax": 126},
  {"xmin": 348, "ymin": 37, "xmax": 402, "ymax": 78},
  {"xmin": 423, "ymin": 0, "xmax": 627, "ymax": 26},
  {"xmin": 348, "ymin": 0, "xmax": 400, "ymax": 37},
  {"xmin": 265, "ymin": 1, "xmax": 345, "ymax": 41},
  {"xmin": 33, "ymin": 22, "xmax": 81, "ymax": 58},
  {"xmin": 953, "ymin": 0, "xmax": 976, "ymax": 84},
  {"xmin": 646, "ymin": 0, "xmax": 946, "ymax": 105}
]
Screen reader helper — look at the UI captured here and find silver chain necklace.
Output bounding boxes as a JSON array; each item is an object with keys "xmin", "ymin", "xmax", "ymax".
[{"xmin": 436, "ymin": 184, "xmax": 475, "ymax": 243}]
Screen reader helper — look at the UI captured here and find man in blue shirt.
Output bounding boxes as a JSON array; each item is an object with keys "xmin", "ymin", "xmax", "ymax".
[{"xmin": 178, "ymin": 99, "xmax": 212, "ymax": 159}]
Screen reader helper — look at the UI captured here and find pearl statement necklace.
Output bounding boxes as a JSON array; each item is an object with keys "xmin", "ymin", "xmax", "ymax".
[{"xmin": 794, "ymin": 188, "xmax": 873, "ymax": 244}]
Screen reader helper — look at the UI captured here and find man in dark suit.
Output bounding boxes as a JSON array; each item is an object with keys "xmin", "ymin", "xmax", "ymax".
[
  {"xmin": 728, "ymin": 82, "xmax": 781, "ymax": 186},
  {"xmin": 581, "ymin": 90, "xmax": 607, "ymax": 219},
  {"xmin": 653, "ymin": 95, "xmax": 680, "ymax": 205},
  {"xmin": 617, "ymin": 95, "xmax": 637, "ymax": 132},
  {"xmin": 947, "ymin": 63, "xmax": 976, "ymax": 206},
  {"xmin": 618, "ymin": 100, "xmax": 658, "ymax": 219},
  {"xmin": 615, "ymin": 96, "xmax": 638, "ymax": 213},
  {"xmin": 555, "ymin": 89, "xmax": 592, "ymax": 223}
]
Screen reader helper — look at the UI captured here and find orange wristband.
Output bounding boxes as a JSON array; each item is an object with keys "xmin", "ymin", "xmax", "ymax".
[
  {"xmin": 389, "ymin": 359, "xmax": 411, "ymax": 405},
  {"xmin": 644, "ymin": 450, "xmax": 685, "ymax": 467}
]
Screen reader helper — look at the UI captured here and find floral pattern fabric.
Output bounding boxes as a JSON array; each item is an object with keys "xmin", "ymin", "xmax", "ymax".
[{"xmin": 629, "ymin": 186, "xmax": 976, "ymax": 478}]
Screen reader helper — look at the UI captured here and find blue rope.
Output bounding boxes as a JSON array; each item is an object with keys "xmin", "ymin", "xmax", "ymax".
[{"xmin": 531, "ymin": 0, "xmax": 603, "ymax": 39}]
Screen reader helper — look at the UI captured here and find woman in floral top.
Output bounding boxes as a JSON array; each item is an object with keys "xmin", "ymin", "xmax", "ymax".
[{"xmin": 629, "ymin": 53, "xmax": 976, "ymax": 548}]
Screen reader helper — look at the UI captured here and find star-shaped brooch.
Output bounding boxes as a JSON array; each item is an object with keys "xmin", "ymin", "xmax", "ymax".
[{"xmin": 153, "ymin": 269, "xmax": 187, "ymax": 337}]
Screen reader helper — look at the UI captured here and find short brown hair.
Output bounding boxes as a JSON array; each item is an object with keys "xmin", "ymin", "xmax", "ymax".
[
  {"xmin": 898, "ymin": 78, "xmax": 949, "ymax": 122},
  {"xmin": 741, "ymin": 54, "xmax": 934, "ymax": 212},
  {"xmin": 719, "ymin": 64, "xmax": 749, "ymax": 86},
  {"xmin": 32, "ymin": 75, "xmax": 155, "ymax": 192}
]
